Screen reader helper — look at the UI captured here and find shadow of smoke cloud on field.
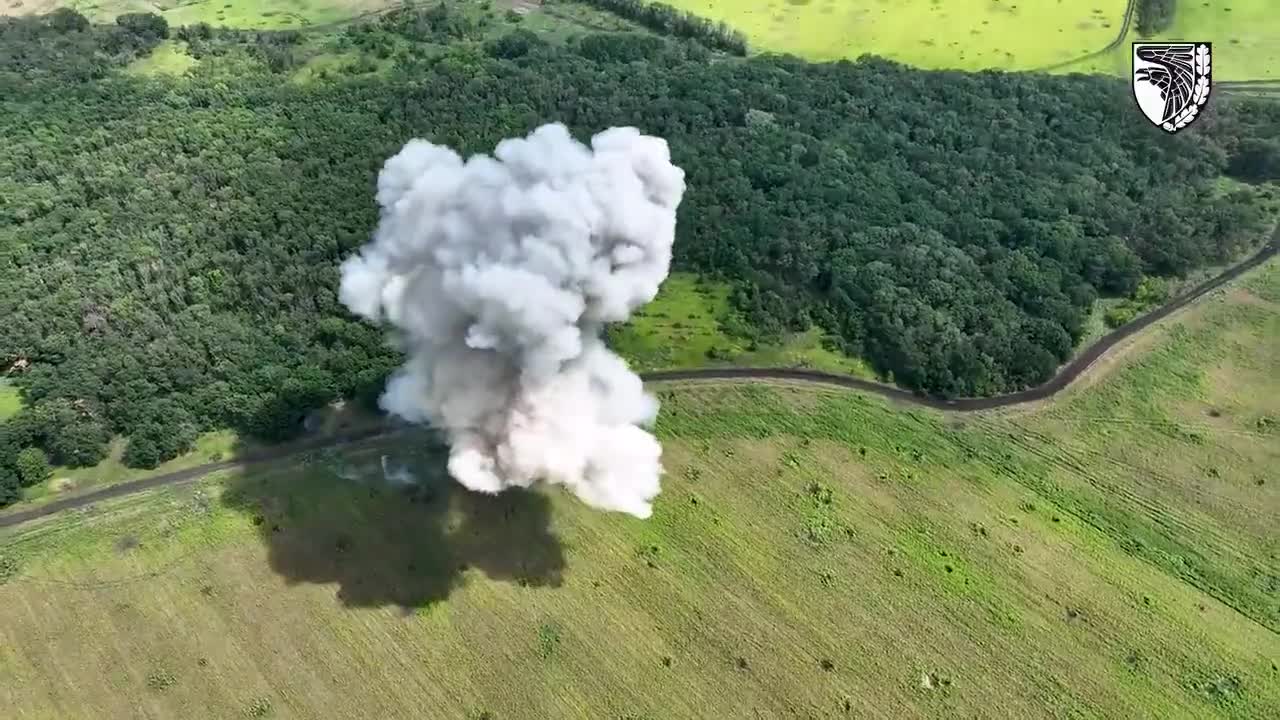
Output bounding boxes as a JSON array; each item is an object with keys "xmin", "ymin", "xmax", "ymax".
[{"xmin": 220, "ymin": 432, "xmax": 566, "ymax": 609}]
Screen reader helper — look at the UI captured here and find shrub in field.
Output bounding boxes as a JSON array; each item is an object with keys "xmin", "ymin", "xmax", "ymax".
[
  {"xmin": 1136, "ymin": 0, "xmax": 1176, "ymax": 36},
  {"xmin": 146, "ymin": 668, "xmax": 177, "ymax": 690},
  {"xmin": 0, "ymin": 555, "xmax": 18, "ymax": 583},
  {"xmin": 537, "ymin": 623, "xmax": 562, "ymax": 659},
  {"xmin": 246, "ymin": 697, "xmax": 273, "ymax": 718}
]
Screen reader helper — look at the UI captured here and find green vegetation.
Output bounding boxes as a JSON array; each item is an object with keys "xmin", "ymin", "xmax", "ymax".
[
  {"xmin": 2, "ymin": 261, "xmax": 1277, "ymax": 717},
  {"xmin": 8, "ymin": 0, "xmax": 397, "ymax": 28},
  {"xmin": 609, "ymin": 274, "xmax": 876, "ymax": 378},
  {"xmin": 1135, "ymin": 0, "xmax": 1176, "ymax": 37},
  {"xmin": 0, "ymin": 381, "xmax": 21, "ymax": 421},
  {"xmin": 655, "ymin": 0, "xmax": 1129, "ymax": 69},
  {"xmin": 125, "ymin": 38, "xmax": 198, "ymax": 75},
  {"xmin": 4, "ymin": 399, "xmax": 379, "ymax": 509},
  {"xmin": 2, "ymin": 8, "xmax": 1277, "ymax": 505},
  {"xmin": 9, "ymin": 431, "xmax": 236, "ymax": 507},
  {"xmin": 1070, "ymin": 0, "xmax": 1280, "ymax": 81},
  {"xmin": 1102, "ymin": 276, "xmax": 1172, "ymax": 329}
]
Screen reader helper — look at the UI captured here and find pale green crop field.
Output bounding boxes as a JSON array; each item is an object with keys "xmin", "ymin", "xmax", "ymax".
[
  {"xmin": 0, "ymin": 380, "xmax": 22, "ymax": 421},
  {"xmin": 124, "ymin": 39, "xmax": 198, "ymax": 75},
  {"xmin": 659, "ymin": 0, "xmax": 1128, "ymax": 70}
]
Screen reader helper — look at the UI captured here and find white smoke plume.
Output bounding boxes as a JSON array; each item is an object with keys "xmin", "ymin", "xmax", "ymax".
[{"xmin": 338, "ymin": 123, "xmax": 686, "ymax": 519}]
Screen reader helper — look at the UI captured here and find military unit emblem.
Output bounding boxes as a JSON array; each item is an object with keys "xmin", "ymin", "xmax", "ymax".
[{"xmin": 1132, "ymin": 42, "xmax": 1213, "ymax": 133}]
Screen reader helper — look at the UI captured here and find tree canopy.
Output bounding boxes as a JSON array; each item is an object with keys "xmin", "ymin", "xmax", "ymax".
[{"xmin": 0, "ymin": 9, "xmax": 1273, "ymax": 502}]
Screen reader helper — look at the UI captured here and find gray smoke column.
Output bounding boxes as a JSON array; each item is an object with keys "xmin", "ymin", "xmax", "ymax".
[{"xmin": 339, "ymin": 123, "xmax": 686, "ymax": 519}]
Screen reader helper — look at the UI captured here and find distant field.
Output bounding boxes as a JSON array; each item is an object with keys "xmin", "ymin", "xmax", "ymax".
[
  {"xmin": 2, "ymin": 0, "xmax": 395, "ymax": 28},
  {"xmin": 657, "ymin": 0, "xmax": 1128, "ymax": 70},
  {"xmin": 3, "ymin": 260, "xmax": 1276, "ymax": 718},
  {"xmin": 1066, "ymin": 0, "xmax": 1279, "ymax": 81},
  {"xmin": 102, "ymin": 0, "xmax": 642, "ymax": 79}
]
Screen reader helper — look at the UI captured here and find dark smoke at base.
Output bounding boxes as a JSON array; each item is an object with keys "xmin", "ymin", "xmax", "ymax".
[{"xmin": 339, "ymin": 123, "xmax": 686, "ymax": 519}]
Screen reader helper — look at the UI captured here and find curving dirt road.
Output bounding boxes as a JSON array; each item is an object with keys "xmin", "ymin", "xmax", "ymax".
[
  {"xmin": 1, "ymin": 237, "xmax": 1274, "ymax": 530},
  {"xmin": 649, "ymin": 235, "xmax": 1278, "ymax": 410}
]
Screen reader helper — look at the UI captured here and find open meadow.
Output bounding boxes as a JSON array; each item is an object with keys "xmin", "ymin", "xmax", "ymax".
[
  {"xmin": 1064, "ymin": 0, "xmax": 1279, "ymax": 82},
  {"xmin": 2, "ymin": 261, "xmax": 1276, "ymax": 719},
  {"xmin": 658, "ymin": 0, "xmax": 1130, "ymax": 70},
  {"xmin": 642, "ymin": 0, "xmax": 1277, "ymax": 79}
]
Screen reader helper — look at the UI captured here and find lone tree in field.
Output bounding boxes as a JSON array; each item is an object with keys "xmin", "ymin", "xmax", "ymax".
[{"xmin": 1136, "ymin": 0, "xmax": 1176, "ymax": 36}]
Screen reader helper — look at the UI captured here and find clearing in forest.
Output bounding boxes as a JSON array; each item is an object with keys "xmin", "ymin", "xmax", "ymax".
[
  {"xmin": 2, "ymin": 260, "xmax": 1276, "ymax": 718},
  {"xmin": 0, "ymin": 380, "xmax": 21, "ymax": 421},
  {"xmin": 609, "ymin": 273, "xmax": 877, "ymax": 380}
]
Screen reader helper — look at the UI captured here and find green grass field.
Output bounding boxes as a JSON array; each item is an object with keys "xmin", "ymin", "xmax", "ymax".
[
  {"xmin": 1067, "ymin": 0, "xmax": 1279, "ymax": 81},
  {"xmin": 124, "ymin": 39, "xmax": 199, "ymax": 75},
  {"xmin": 610, "ymin": 273, "xmax": 877, "ymax": 379},
  {"xmin": 659, "ymin": 0, "xmax": 1129, "ymax": 70},
  {"xmin": 3, "ymin": 260, "xmax": 1276, "ymax": 718},
  {"xmin": 651, "ymin": 0, "xmax": 1277, "ymax": 79}
]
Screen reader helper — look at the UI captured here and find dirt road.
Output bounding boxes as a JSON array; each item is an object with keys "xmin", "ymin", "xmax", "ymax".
[{"xmin": 2, "ymin": 237, "xmax": 1274, "ymax": 530}]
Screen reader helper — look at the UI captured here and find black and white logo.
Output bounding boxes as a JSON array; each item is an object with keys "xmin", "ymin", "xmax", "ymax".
[{"xmin": 1132, "ymin": 42, "xmax": 1212, "ymax": 133}]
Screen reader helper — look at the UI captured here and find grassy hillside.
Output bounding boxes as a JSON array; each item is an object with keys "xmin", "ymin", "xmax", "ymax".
[
  {"xmin": 3, "ymin": 260, "xmax": 1276, "ymax": 719},
  {"xmin": 637, "ymin": 0, "xmax": 1278, "ymax": 79}
]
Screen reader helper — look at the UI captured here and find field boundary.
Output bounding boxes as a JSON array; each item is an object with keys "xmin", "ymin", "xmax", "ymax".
[
  {"xmin": 1, "ymin": 232, "xmax": 1275, "ymax": 529},
  {"xmin": 1035, "ymin": 0, "xmax": 1137, "ymax": 73},
  {"xmin": 651, "ymin": 230, "xmax": 1278, "ymax": 409}
]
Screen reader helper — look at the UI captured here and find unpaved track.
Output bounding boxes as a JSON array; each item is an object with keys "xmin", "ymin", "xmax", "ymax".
[
  {"xmin": 650, "ymin": 236, "xmax": 1278, "ymax": 410},
  {"xmin": 1, "ymin": 237, "xmax": 1275, "ymax": 530}
]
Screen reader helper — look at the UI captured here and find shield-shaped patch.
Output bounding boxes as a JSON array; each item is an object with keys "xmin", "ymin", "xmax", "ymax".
[{"xmin": 1132, "ymin": 42, "xmax": 1212, "ymax": 134}]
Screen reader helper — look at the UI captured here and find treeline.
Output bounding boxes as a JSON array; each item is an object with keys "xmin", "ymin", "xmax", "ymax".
[
  {"xmin": 0, "ymin": 11, "xmax": 1273, "ymax": 503},
  {"xmin": 1214, "ymin": 100, "xmax": 1280, "ymax": 183},
  {"xmin": 1135, "ymin": 0, "xmax": 1177, "ymax": 36},
  {"xmin": 0, "ymin": 9, "xmax": 165, "ymax": 82},
  {"xmin": 572, "ymin": 0, "xmax": 747, "ymax": 55}
]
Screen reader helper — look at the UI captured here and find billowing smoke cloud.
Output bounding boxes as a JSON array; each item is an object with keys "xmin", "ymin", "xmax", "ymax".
[{"xmin": 339, "ymin": 123, "xmax": 686, "ymax": 519}]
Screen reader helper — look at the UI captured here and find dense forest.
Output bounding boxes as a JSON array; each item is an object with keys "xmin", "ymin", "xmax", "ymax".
[{"xmin": 0, "ymin": 8, "xmax": 1275, "ymax": 502}]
